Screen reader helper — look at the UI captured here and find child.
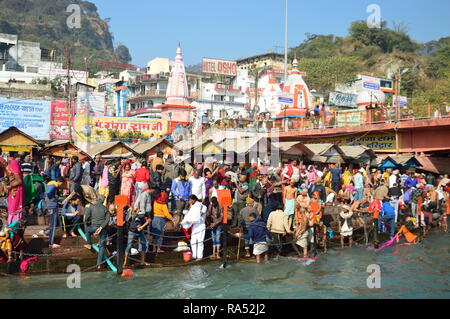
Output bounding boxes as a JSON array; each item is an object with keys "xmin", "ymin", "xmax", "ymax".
[{"xmin": 236, "ymin": 213, "xmax": 271, "ymax": 264}]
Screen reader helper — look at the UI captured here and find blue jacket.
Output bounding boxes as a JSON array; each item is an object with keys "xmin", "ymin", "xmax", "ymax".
[
  {"xmin": 404, "ymin": 177, "xmax": 417, "ymax": 188},
  {"xmin": 171, "ymin": 177, "xmax": 191, "ymax": 201},
  {"xmin": 244, "ymin": 218, "xmax": 271, "ymax": 243},
  {"xmin": 381, "ymin": 201, "xmax": 395, "ymax": 216}
]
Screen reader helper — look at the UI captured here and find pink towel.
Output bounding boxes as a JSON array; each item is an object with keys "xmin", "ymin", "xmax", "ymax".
[
  {"xmin": 375, "ymin": 233, "xmax": 401, "ymax": 252},
  {"xmin": 20, "ymin": 257, "xmax": 37, "ymax": 273}
]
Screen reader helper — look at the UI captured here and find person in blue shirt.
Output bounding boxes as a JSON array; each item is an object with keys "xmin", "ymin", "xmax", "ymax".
[
  {"xmin": 330, "ymin": 165, "xmax": 342, "ymax": 193},
  {"xmin": 404, "ymin": 173, "xmax": 418, "ymax": 189},
  {"xmin": 235, "ymin": 213, "xmax": 272, "ymax": 264},
  {"xmin": 378, "ymin": 198, "xmax": 396, "ymax": 239},
  {"xmin": 61, "ymin": 194, "xmax": 83, "ymax": 238},
  {"xmin": 354, "ymin": 168, "xmax": 365, "ymax": 202},
  {"xmin": 44, "ymin": 177, "xmax": 64, "ymax": 248},
  {"xmin": 171, "ymin": 169, "xmax": 192, "ymax": 222}
]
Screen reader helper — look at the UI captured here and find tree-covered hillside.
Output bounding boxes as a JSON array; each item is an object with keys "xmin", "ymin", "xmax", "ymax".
[
  {"xmin": 0, "ymin": 0, "xmax": 132, "ymax": 74},
  {"xmin": 289, "ymin": 20, "xmax": 450, "ymax": 113}
]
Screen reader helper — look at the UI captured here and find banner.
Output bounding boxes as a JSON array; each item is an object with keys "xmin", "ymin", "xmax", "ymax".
[
  {"xmin": 329, "ymin": 92, "xmax": 358, "ymax": 108},
  {"xmin": 0, "ymin": 98, "xmax": 50, "ymax": 140},
  {"xmin": 75, "ymin": 116, "xmax": 168, "ymax": 143},
  {"xmin": 306, "ymin": 133, "xmax": 399, "ymax": 153},
  {"xmin": 76, "ymin": 91, "xmax": 105, "ymax": 116},
  {"xmin": 50, "ymin": 100, "xmax": 74, "ymax": 140}
]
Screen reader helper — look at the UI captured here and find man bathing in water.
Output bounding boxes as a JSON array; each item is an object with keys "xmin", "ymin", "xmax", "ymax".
[{"xmin": 283, "ymin": 179, "xmax": 297, "ymax": 227}]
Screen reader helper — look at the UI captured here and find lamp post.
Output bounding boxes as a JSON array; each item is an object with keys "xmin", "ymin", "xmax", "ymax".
[{"xmin": 284, "ymin": 0, "xmax": 289, "ymax": 82}]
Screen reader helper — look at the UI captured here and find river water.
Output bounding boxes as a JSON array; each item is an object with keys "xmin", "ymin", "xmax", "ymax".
[{"xmin": 1, "ymin": 231, "xmax": 449, "ymax": 299}]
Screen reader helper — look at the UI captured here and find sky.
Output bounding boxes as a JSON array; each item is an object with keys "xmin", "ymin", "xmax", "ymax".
[{"xmin": 92, "ymin": 0, "xmax": 450, "ymax": 67}]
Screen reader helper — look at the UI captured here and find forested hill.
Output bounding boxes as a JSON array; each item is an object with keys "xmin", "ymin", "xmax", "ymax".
[
  {"xmin": 0, "ymin": 0, "xmax": 132, "ymax": 73},
  {"xmin": 288, "ymin": 21, "xmax": 450, "ymax": 109}
]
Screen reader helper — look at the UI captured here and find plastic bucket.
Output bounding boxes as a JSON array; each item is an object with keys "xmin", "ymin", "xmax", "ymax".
[{"xmin": 183, "ymin": 251, "xmax": 192, "ymax": 262}]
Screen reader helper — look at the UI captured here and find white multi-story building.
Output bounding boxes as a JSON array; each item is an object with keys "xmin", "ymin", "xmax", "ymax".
[{"xmin": 0, "ymin": 33, "xmax": 87, "ymax": 84}]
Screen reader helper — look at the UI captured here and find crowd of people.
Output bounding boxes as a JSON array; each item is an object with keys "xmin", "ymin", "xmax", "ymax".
[{"xmin": 0, "ymin": 151, "xmax": 449, "ymax": 268}]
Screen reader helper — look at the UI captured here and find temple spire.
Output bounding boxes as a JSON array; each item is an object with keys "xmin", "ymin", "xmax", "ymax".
[{"xmin": 166, "ymin": 44, "xmax": 189, "ymax": 106}]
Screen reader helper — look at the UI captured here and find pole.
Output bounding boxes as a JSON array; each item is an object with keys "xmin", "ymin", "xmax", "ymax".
[
  {"xmin": 236, "ymin": 227, "xmax": 242, "ymax": 261},
  {"xmin": 395, "ymin": 72, "xmax": 400, "ymax": 122},
  {"xmin": 115, "ymin": 195, "xmax": 128, "ymax": 275},
  {"xmin": 66, "ymin": 48, "xmax": 73, "ymax": 143},
  {"xmin": 284, "ymin": 0, "xmax": 288, "ymax": 82},
  {"xmin": 398, "ymin": 70, "xmax": 402, "ymax": 121},
  {"xmin": 222, "ymin": 222, "xmax": 228, "ymax": 268}
]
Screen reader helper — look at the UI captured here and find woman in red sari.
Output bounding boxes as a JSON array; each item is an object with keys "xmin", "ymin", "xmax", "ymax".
[{"xmin": 6, "ymin": 160, "xmax": 24, "ymax": 224}]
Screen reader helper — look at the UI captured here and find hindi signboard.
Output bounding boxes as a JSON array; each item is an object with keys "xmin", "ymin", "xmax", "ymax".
[
  {"xmin": 329, "ymin": 92, "xmax": 358, "ymax": 108},
  {"xmin": 75, "ymin": 116, "xmax": 168, "ymax": 143},
  {"xmin": 49, "ymin": 100, "xmax": 74, "ymax": 140},
  {"xmin": 202, "ymin": 58, "xmax": 237, "ymax": 76},
  {"xmin": 306, "ymin": 133, "xmax": 399, "ymax": 153},
  {"xmin": 0, "ymin": 98, "xmax": 50, "ymax": 140}
]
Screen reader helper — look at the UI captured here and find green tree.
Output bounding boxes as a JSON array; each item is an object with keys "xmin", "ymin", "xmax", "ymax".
[
  {"xmin": 427, "ymin": 43, "xmax": 450, "ymax": 78},
  {"xmin": 291, "ymin": 34, "xmax": 340, "ymax": 59},
  {"xmin": 115, "ymin": 44, "xmax": 132, "ymax": 64},
  {"xmin": 298, "ymin": 56, "xmax": 360, "ymax": 96}
]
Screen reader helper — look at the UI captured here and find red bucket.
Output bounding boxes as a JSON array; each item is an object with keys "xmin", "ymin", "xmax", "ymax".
[{"xmin": 183, "ymin": 251, "xmax": 192, "ymax": 262}]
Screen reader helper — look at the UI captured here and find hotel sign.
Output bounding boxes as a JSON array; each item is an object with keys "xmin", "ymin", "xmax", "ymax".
[{"xmin": 202, "ymin": 58, "xmax": 237, "ymax": 76}]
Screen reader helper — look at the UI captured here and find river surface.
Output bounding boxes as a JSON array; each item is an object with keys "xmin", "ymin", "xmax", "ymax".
[{"xmin": 1, "ymin": 231, "xmax": 449, "ymax": 299}]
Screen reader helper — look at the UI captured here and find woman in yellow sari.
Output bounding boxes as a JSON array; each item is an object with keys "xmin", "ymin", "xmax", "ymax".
[{"xmin": 342, "ymin": 168, "xmax": 352, "ymax": 187}]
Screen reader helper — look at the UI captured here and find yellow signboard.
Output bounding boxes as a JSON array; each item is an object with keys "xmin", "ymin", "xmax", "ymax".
[
  {"xmin": 75, "ymin": 116, "xmax": 168, "ymax": 143},
  {"xmin": 311, "ymin": 133, "xmax": 400, "ymax": 153}
]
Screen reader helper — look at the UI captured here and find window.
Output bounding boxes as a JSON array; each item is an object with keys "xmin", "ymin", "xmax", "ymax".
[
  {"xmin": 380, "ymin": 80, "xmax": 393, "ymax": 89},
  {"xmin": 229, "ymin": 96, "xmax": 235, "ymax": 103},
  {"xmin": 214, "ymin": 95, "xmax": 224, "ymax": 101}
]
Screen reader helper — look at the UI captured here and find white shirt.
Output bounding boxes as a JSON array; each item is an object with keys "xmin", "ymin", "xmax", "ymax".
[
  {"xmin": 389, "ymin": 174, "xmax": 397, "ymax": 188},
  {"xmin": 326, "ymin": 192, "xmax": 335, "ymax": 203},
  {"xmin": 189, "ymin": 176, "xmax": 206, "ymax": 200},
  {"xmin": 181, "ymin": 201, "xmax": 206, "ymax": 231}
]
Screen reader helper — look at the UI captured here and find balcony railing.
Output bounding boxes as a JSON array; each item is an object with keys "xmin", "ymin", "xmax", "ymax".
[{"xmin": 192, "ymin": 105, "xmax": 450, "ymax": 134}]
